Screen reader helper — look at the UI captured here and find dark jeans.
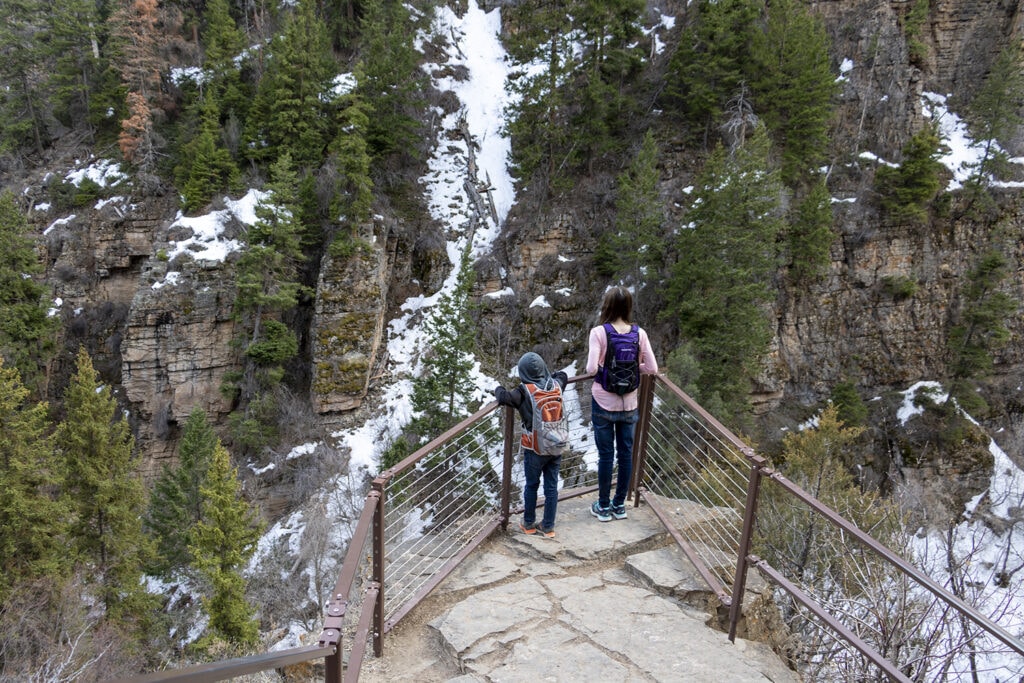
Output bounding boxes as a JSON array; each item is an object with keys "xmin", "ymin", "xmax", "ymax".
[
  {"xmin": 592, "ymin": 398, "xmax": 638, "ymax": 508},
  {"xmin": 523, "ymin": 449, "xmax": 561, "ymax": 531}
]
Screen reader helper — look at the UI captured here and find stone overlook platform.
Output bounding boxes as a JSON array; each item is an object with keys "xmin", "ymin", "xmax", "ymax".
[{"xmin": 358, "ymin": 496, "xmax": 800, "ymax": 682}]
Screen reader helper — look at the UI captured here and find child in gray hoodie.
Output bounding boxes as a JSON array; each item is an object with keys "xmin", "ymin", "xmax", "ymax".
[{"xmin": 493, "ymin": 352, "xmax": 569, "ymax": 538}]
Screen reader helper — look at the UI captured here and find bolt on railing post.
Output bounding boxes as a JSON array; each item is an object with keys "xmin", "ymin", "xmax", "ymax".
[
  {"xmin": 372, "ymin": 479, "xmax": 385, "ymax": 657},
  {"xmin": 728, "ymin": 461, "xmax": 764, "ymax": 642},
  {"xmin": 630, "ymin": 373, "xmax": 656, "ymax": 507},
  {"xmin": 500, "ymin": 405, "xmax": 515, "ymax": 530}
]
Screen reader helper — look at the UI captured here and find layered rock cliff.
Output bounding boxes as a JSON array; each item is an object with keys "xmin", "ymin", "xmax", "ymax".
[{"xmin": 10, "ymin": 0, "xmax": 1024, "ymax": 517}]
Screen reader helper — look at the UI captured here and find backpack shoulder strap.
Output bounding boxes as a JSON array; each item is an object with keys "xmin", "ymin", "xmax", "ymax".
[{"xmin": 602, "ymin": 322, "xmax": 616, "ymax": 362}]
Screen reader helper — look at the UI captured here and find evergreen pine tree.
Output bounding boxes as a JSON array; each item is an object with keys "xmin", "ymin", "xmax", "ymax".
[
  {"xmin": 787, "ymin": 173, "xmax": 833, "ymax": 284},
  {"xmin": 661, "ymin": 0, "xmax": 761, "ymax": 146},
  {"xmin": 189, "ymin": 442, "xmax": 263, "ymax": 647},
  {"xmin": 503, "ymin": 0, "xmax": 579, "ymax": 185},
  {"xmin": 326, "ymin": 75, "xmax": 374, "ymax": 235},
  {"xmin": 356, "ymin": 0, "xmax": 426, "ymax": 163},
  {"xmin": 750, "ymin": 0, "xmax": 837, "ymax": 187},
  {"xmin": 947, "ymin": 249, "xmax": 1017, "ymax": 414},
  {"xmin": 230, "ymin": 154, "xmax": 308, "ymax": 451},
  {"xmin": 963, "ymin": 43, "xmax": 1024, "ymax": 198},
  {"xmin": 668, "ymin": 124, "xmax": 784, "ymax": 417},
  {"xmin": 244, "ymin": 0, "xmax": 337, "ymax": 169},
  {"xmin": 47, "ymin": 0, "xmax": 114, "ymax": 137},
  {"xmin": 175, "ymin": 94, "xmax": 240, "ymax": 213},
  {"xmin": 410, "ymin": 244, "xmax": 478, "ymax": 439},
  {"xmin": 0, "ymin": 358, "xmax": 65, "ymax": 601},
  {"xmin": 597, "ymin": 129, "xmax": 663, "ymax": 296},
  {"xmin": 572, "ymin": 0, "xmax": 645, "ymax": 170},
  {"xmin": 875, "ymin": 123, "xmax": 945, "ymax": 223},
  {"xmin": 58, "ymin": 347, "xmax": 156, "ymax": 622},
  {"xmin": 0, "ymin": 191, "xmax": 58, "ymax": 399},
  {"xmin": 0, "ymin": 0, "xmax": 51, "ymax": 156},
  {"xmin": 146, "ymin": 407, "xmax": 219, "ymax": 575}
]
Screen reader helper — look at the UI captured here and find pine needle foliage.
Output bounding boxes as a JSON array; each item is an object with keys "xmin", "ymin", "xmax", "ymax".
[
  {"xmin": 668, "ymin": 125, "xmax": 784, "ymax": 418},
  {"xmin": 961, "ymin": 42, "xmax": 1024, "ymax": 210},
  {"xmin": 750, "ymin": 0, "xmax": 838, "ymax": 187},
  {"xmin": 58, "ymin": 347, "xmax": 156, "ymax": 622},
  {"xmin": 357, "ymin": 0, "xmax": 426, "ymax": 164},
  {"xmin": 786, "ymin": 173, "xmax": 833, "ymax": 284},
  {"xmin": 947, "ymin": 248, "xmax": 1017, "ymax": 414},
  {"xmin": 0, "ymin": 358, "xmax": 65, "ymax": 601},
  {"xmin": 230, "ymin": 153, "xmax": 309, "ymax": 452},
  {"xmin": 243, "ymin": 0, "xmax": 338, "ymax": 169},
  {"xmin": 189, "ymin": 443, "xmax": 263, "ymax": 647},
  {"xmin": 661, "ymin": 0, "xmax": 761, "ymax": 146},
  {"xmin": 146, "ymin": 407, "xmax": 219, "ymax": 576},
  {"xmin": 597, "ymin": 129, "xmax": 664, "ymax": 290},
  {"xmin": 875, "ymin": 123, "xmax": 945, "ymax": 224},
  {"xmin": 0, "ymin": 192, "xmax": 58, "ymax": 398},
  {"xmin": 411, "ymin": 244, "xmax": 479, "ymax": 440}
]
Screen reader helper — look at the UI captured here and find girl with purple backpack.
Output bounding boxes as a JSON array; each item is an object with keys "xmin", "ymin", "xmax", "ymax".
[{"xmin": 586, "ymin": 286, "xmax": 658, "ymax": 522}]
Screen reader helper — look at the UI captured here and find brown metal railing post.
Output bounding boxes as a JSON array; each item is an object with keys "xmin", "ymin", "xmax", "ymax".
[
  {"xmin": 630, "ymin": 373, "xmax": 656, "ymax": 507},
  {"xmin": 371, "ymin": 479, "xmax": 385, "ymax": 657},
  {"xmin": 500, "ymin": 405, "xmax": 515, "ymax": 530},
  {"xmin": 728, "ymin": 461, "xmax": 765, "ymax": 642}
]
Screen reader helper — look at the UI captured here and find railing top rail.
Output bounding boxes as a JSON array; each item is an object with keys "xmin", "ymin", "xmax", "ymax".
[
  {"xmin": 112, "ymin": 645, "xmax": 335, "ymax": 683},
  {"xmin": 378, "ymin": 373, "xmax": 594, "ymax": 483}
]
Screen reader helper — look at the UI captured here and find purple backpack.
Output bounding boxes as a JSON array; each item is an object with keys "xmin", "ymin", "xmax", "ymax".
[{"xmin": 597, "ymin": 323, "xmax": 640, "ymax": 395}]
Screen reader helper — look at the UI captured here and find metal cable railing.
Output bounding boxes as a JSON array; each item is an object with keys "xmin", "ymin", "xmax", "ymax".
[
  {"xmin": 118, "ymin": 373, "xmax": 1024, "ymax": 683},
  {"xmin": 637, "ymin": 374, "xmax": 1024, "ymax": 682},
  {"xmin": 378, "ymin": 408, "xmax": 506, "ymax": 626},
  {"xmin": 639, "ymin": 378, "xmax": 750, "ymax": 591}
]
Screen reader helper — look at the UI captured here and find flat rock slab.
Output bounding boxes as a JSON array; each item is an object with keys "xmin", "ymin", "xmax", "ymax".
[
  {"xmin": 359, "ymin": 496, "xmax": 800, "ymax": 682},
  {"xmin": 505, "ymin": 495, "xmax": 669, "ymax": 564}
]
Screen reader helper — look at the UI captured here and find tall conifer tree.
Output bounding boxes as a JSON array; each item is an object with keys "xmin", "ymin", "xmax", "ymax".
[
  {"xmin": 357, "ymin": 0, "xmax": 426, "ymax": 163},
  {"xmin": 964, "ymin": 43, "xmax": 1024, "ymax": 200},
  {"xmin": 662, "ymin": 0, "xmax": 761, "ymax": 146},
  {"xmin": 411, "ymin": 244, "xmax": 479, "ymax": 439},
  {"xmin": 751, "ymin": 0, "xmax": 837, "ymax": 187},
  {"xmin": 189, "ymin": 443, "xmax": 263, "ymax": 647},
  {"xmin": 597, "ymin": 129, "xmax": 663, "ymax": 292},
  {"xmin": 0, "ymin": 358, "xmax": 64, "ymax": 600},
  {"xmin": 244, "ymin": 0, "xmax": 337, "ymax": 169},
  {"xmin": 668, "ymin": 124, "xmax": 784, "ymax": 416},
  {"xmin": 48, "ymin": 0, "xmax": 114, "ymax": 136},
  {"xmin": 326, "ymin": 77, "xmax": 374, "ymax": 233},
  {"xmin": 875, "ymin": 123, "xmax": 944, "ymax": 223},
  {"xmin": 147, "ymin": 407, "xmax": 219, "ymax": 575},
  {"xmin": 59, "ymin": 347, "xmax": 155, "ymax": 621},
  {"xmin": 230, "ymin": 154, "xmax": 308, "ymax": 451},
  {"xmin": 787, "ymin": 173, "xmax": 833, "ymax": 284},
  {"xmin": 0, "ymin": 192, "xmax": 58, "ymax": 399},
  {"xmin": 0, "ymin": 0, "xmax": 51, "ymax": 156}
]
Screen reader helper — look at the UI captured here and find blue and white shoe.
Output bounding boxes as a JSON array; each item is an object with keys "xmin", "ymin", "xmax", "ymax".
[
  {"xmin": 611, "ymin": 504, "xmax": 627, "ymax": 520},
  {"xmin": 590, "ymin": 501, "xmax": 612, "ymax": 522}
]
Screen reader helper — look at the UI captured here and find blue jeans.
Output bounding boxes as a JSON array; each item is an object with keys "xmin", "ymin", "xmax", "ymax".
[
  {"xmin": 592, "ymin": 398, "xmax": 638, "ymax": 508},
  {"xmin": 523, "ymin": 449, "xmax": 561, "ymax": 531}
]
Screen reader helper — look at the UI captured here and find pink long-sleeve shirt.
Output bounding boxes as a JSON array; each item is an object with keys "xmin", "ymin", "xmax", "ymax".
[{"xmin": 586, "ymin": 323, "xmax": 659, "ymax": 412}]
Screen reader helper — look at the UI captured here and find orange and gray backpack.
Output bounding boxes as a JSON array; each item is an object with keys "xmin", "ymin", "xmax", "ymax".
[{"xmin": 521, "ymin": 381, "xmax": 569, "ymax": 456}]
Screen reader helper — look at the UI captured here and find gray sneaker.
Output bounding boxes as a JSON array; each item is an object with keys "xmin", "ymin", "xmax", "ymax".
[
  {"xmin": 591, "ymin": 501, "xmax": 612, "ymax": 522},
  {"xmin": 611, "ymin": 504, "xmax": 627, "ymax": 520}
]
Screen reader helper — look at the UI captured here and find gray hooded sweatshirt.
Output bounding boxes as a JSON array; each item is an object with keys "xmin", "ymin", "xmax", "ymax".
[{"xmin": 493, "ymin": 352, "xmax": 568, "ymax": 435}]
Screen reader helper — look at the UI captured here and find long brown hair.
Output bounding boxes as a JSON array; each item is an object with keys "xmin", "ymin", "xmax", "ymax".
[{"xmin": 599, "ymin": 286, "xmax": 633, "ymax": 324}]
